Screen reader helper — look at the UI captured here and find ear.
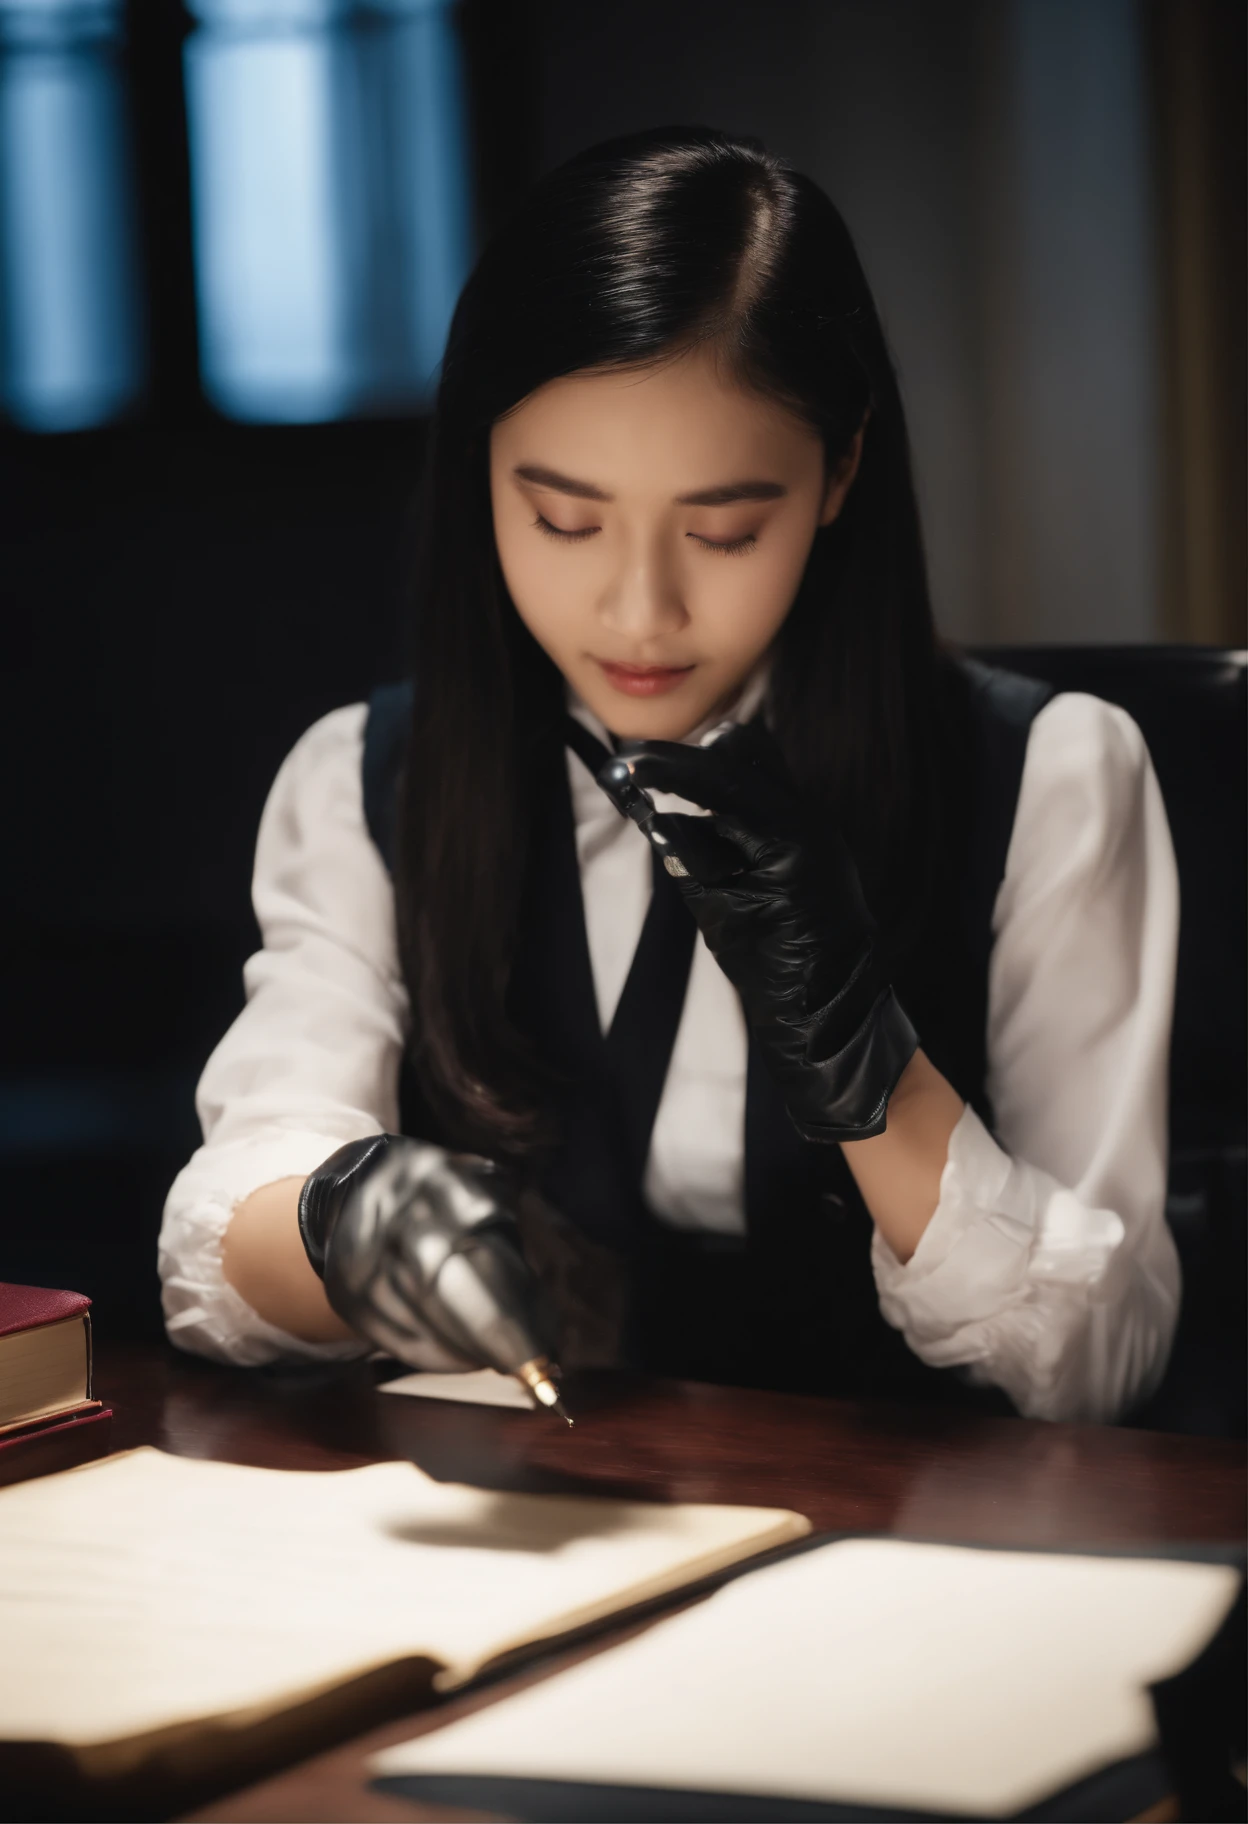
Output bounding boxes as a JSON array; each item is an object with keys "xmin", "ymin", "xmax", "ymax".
[{"xmin": 818, "ymin": 423, "xmax": 866, "ymax": 528}]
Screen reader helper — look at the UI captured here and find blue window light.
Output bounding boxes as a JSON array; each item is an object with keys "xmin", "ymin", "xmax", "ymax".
[
  {"xmin": 184, "ymin": 0, "xmax": 472, "ymax": 423},
  {"xmin": 0, "ymin": 0, "xmax": 144, "ymax": 431}
]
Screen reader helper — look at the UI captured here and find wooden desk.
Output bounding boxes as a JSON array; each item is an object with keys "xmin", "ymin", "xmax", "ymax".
[{"xmin": 91, "ymin": 1338, "xmax": 1244, "ymax": 1823}]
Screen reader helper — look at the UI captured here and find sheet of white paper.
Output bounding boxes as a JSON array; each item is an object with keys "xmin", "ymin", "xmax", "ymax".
[
  {"xmin": 378, "ymin": 1368, "xmax": 535, "ymax": 1410},
  {"xmin": 0, "ymin": 1447, "xmax": 807, "ymax": 1753},
  {"xmin": 372, "ymin": 1537, "xmax": 1240, "ymax": 1819}
]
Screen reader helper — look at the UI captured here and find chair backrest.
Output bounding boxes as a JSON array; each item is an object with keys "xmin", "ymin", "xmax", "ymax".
[
  {"xmin": 975, "ymin": 646, "xmax": 1246, "ymax": 1435},
  {"xmin": 975, "ymin": 646, "xmax": 1247, "ymax": 1159}
]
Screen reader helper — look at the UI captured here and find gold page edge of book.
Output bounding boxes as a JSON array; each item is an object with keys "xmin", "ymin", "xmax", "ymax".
[
  {"xmin": 0, "ymin": 1313, "xmax": 90, "ymax": 1430},
  {"xmin": 0, "ymin": 1400, "xmax": 103, "ymax": 1441}
]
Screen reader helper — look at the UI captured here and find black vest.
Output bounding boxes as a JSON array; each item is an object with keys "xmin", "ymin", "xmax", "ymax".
[{"xmin": 362, "ymin": 658, "xmax": 1052, "ymax": 1412}]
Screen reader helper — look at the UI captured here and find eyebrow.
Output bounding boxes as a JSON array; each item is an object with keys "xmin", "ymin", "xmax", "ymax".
[{"xmin": 512, "ymin": 464, "xmax": 787, "ymax": 507}]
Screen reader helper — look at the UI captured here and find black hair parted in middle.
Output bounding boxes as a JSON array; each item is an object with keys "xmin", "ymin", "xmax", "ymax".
[{"xmin": 397, "ymin": 124, "xmax": 943, "ymax": 1161}]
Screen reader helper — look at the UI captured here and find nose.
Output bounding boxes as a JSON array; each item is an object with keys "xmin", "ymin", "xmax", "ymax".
[{"xmin": 597, "ymin": 527, "xmax": 688, "ymax": 642}]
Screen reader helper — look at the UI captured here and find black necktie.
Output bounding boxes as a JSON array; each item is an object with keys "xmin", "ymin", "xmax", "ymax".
[{"xmin": 565, "ymin": 717, "xmax": 698, "ymax": 1191}]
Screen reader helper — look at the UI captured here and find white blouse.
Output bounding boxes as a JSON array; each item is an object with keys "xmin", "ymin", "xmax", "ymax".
[{"xmin": 158, "ymin": 685, "xmax": 1182, "ymax": 1423}]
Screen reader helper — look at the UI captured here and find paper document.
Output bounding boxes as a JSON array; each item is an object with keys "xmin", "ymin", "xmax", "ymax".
[
  {"xmin": 372, "ymin": 1537, "xmax": 1240, "ymax": 1819},
  {"xmin": 379, "ymin": 1368, "xmax": 535, "ymax": 1410},
  {"xmin": 0, "ymin": 1447, "xmax": 807, "ymax": 1774}
]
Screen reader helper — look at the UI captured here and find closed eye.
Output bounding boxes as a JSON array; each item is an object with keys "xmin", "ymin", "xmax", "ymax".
[
  {"xmin": 533, "ymin": 514, "xmax": 598, "ymax": 542},
  {"xmin": 689, "ymin": 533, "xmax": 757, "ymax": 556}
]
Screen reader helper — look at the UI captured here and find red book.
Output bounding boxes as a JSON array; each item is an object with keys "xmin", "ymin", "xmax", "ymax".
[{"xmin": 0, "ymin": 1284, "xmax": 113, "ymax": 1486}]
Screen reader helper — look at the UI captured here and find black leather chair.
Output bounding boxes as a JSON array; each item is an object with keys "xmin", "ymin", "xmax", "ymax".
[{"xmin": 975, "ymin": 646, "xmax": 1247, "ymax": 1435}]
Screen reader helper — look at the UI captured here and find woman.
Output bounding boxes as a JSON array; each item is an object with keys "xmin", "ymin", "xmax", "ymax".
[{"xmin": 159, "ymin": 127, "xmax": 1179, "ymax": 1422}]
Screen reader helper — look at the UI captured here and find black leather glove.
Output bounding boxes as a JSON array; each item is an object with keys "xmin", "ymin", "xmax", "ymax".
[
  {"xmin": 298, "ymin": 1135, "xmax": 562, "ymax": 1397},
  {"xmin": 596, "ymin": 722, "xmax": 917, "ymax": 1142}
]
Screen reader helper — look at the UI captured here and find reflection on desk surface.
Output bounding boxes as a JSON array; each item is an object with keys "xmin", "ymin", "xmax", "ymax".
[{"xmin": 100, "ymin": 1339, "xmax": 1248, "ymax": 1552}]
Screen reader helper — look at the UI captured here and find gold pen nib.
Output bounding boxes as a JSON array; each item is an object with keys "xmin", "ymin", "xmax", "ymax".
[{"xmin": 515, "ymin": 1356, "xmax": 574, "ymax": 1426}]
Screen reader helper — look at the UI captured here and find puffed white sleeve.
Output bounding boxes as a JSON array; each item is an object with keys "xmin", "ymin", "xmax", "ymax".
[
  {"xmin": 871, "ymin": 692, "xmax": 1182, "ymax": 1422},
  {"xmin": 157, "ymin": 703, "xmax": 407, "ymax": 1366}
]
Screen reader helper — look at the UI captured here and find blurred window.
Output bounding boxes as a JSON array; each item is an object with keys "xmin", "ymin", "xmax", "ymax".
[
  {"xmin": 184, "ymin": 0, "xmax": 471, "ymax": 423},
  {"xmin": 0, "ymin": 0, "xmax": 144, "ymax": 431}
]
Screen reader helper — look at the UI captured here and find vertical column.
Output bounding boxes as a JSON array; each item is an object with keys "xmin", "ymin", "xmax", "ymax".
[
  {"xmin": 0, "ymin": 0, "xmax": 145, "ymax": 431},
  {"xmin": 1149, "ymin": 0, "xmax": 1247, "ymax": 646},
  {"xmin": 980, "ymin": 0, "xmax": 1161, "ymax": 643},
  {"xmin": 184, "ymin": 0, "xmax": 350, "ymax": 422},
  {"xmin": 384, "ymin": 0, "xmax": 472, "ymax": 399},
  {"xmin": 804, "ymin": 0, "xmax": 989, "ymax": 644},
  {"xmin": 183, "ymin": 0, "xmax": 472, "ymax": 423}
]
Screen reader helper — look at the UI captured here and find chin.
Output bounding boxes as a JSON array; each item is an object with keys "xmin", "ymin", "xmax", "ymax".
[{"xmin": 593, "ymin": 697, "xmax": 711, "ymax": 743}]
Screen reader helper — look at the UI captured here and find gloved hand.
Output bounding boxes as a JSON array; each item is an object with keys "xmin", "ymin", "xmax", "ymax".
[
  {"xmin": 596, "ymin": 722, "xmax": 917, "ymax": 1142},
  {"xmin": 298, "ymin": 1135, "xmax": 569, "ymax": 1415}
]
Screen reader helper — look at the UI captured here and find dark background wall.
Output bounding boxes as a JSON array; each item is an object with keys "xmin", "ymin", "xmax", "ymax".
[{"xmin": 0, "ymin": 0, "xmax": 1243, "ymax": 1340}]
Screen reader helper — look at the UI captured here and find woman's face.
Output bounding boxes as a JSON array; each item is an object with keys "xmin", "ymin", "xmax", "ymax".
[{"xmin": 489, "ymin": 345, "xmax": 860, "ymax": 740}]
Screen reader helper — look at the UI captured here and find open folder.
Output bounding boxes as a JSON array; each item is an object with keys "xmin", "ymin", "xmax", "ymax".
[
  {"xmin": 372, "ymin": 1536, "xmax": 1241, "ymax": 1821},
  {"xmin": 0, "ymin": 1446, "xmax": 807, "ymax": 1805}
]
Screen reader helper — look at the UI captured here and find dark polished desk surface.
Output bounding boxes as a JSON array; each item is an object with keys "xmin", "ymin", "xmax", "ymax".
[{"xmin": 92, "ymin": 1339, "xmax": 1244, "ymax": 1823}]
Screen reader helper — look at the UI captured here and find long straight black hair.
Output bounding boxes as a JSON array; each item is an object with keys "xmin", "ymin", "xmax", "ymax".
[{"xmin": 397, "ymin": 126, "xmax": 942, "ymax": 1159}]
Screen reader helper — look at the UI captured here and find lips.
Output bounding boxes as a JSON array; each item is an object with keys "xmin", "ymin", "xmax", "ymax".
[{"xmin": 595, "ymin": 659, "xmax": 695, "ymax": 698}]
